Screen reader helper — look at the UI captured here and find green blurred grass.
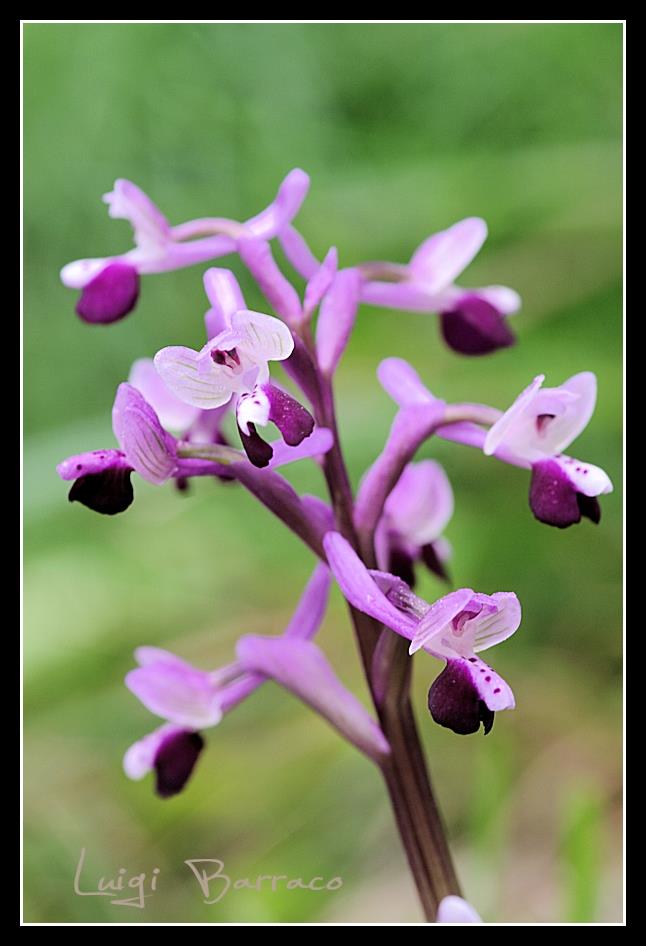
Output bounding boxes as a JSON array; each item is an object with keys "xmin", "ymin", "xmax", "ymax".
[{"xmin": 24, "ymin": 23, "xmax": 622, "ymax": 923}]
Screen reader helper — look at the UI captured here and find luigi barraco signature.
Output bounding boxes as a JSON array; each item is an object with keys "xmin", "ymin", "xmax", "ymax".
[{"xmin": 74, "ymin": 848, "xmax": 343, "ymax": 909}]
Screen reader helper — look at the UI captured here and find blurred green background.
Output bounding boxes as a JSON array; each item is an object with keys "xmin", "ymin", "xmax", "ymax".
[{"xmin": 23, "ymin": 23, "xmax": 622, "ymax": 923}]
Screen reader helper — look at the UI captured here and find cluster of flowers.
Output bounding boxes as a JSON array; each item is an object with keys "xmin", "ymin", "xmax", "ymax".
[{"xmin": 57, "ymin": 171, "xmax": 612, "ymax": 918}]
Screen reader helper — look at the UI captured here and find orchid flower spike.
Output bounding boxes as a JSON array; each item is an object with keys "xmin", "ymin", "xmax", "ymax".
[
  {"xmin": 484, "ymin": 372, "xmax": 613, "ymax": 528},
  {"xmin": 61, "ymin": 170, "xmax": 310, "ymax": 324},
  {"xmin": 436, "ymin": 896, "xmax": 483, "ymax": 923},
  {"xmin": 360, "ymin": 217, "xmax": 520, "ymax": 356},
  {"xmin": 374, "ymin": 459, "xmax": 454, "ymax": 585},
  {"xmin": 154, "ymin": 308, "xmax": 315, "ymax": 468},
  {"xmin": 324, "ymin": 532, "xmax": 520, "ymax": 736},
  {"xmin": 123, "ymin": 565, "xmax": 389, "ymax": 797}
]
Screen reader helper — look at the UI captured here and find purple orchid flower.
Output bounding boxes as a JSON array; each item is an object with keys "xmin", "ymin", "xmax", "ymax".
[
  {"xmin": 373, "ymin": 459, "xmax": 454, "ymax": 586},
  {"xmin": 324, "ymin": 532, "xmax": 520, "ymax": 736},
  {"xmin": 123, "ymin": 565, "xmax": 389, "ymax": 797},
  {"xmin": 378, "ymin": 357, "xmax": 613, "ymax": 529},
  {"xmin": 436, "ymin": 896, "xmax": 482, "ymax": 923},
  {"xmin": 154, "ymin": 307, "xmax": 315, "ymax": 468},
  {"xmin": 360, "ymin": 217, "xmax": 519, "ymax": 355},
  {"xmin": 61, "ymin": 170, "xmax": 310, "ymax": 324},
  {"xmin": 279, "ymin": 219, "xmax": 520, "ymax": 356},
  {"xmin": 57, "ymin": 381, "xmax": 332, "ymax": 516},
  {"xmin": 57, "ymin": 383, "xmax": 182, "ymax": 514},
  {"xmin": 484, "ymin": 373, "xmax": 613, "ymax": 528}
]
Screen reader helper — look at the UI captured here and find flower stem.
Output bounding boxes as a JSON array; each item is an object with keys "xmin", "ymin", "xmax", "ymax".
[{"xmin": 302, "ymin": 330, "xmax": 461, "ymax": 920}]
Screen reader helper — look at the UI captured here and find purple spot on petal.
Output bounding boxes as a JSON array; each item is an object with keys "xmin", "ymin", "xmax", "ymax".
[{"xmin": 493, "ymin": 687, "xmax": 501, "ymax": 694}]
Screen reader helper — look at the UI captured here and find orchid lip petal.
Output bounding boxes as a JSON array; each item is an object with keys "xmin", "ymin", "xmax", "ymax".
[
  {"xmin": 555, "ymin": 455, "xmax": 613, "ymax": 497},
  {"xmin": 237, "ymin": 384, "xmax": 315, "ymax": 451},
  {"xmin": 124, "ymin": 724, "xmax": 205, "ymax": 798},
  {"xmin": 123, "ymin": 723, "xmax": 183, "ymax": 780},
  {"xmin": 529, "ymin": 456, "xmax": 611, "ymax": 528},
  {"xmin": 68, "ymin": 465, "xmax": 134, "ymax": 515},
  {"xmin": 237, "ymin": 420, "xmax": 274, "ymax": 468},
  {"xmin": 471, "ymin": 284, "xmax": 522, "ymax": 316},
  {"xmin": 75, "ymin": 262, "xmax": 140, "ymax": 324},
  {"xmin": 428, "ymin": 659, "xmax": 495, "ymax": 735},
  {"xmin": 259, "ymin": 383, "xmax": 315, "ymax": 446},
  {"xmin": 439, "ymin": 295, "xmax": 515, "ymax": 356},
  {"xmin": 428, "ymin": 656, "xmax": 514, "ymax": 735},
  {"xmin": 236, "ymin": 388, "xmax": 271, "ymax": 436},
  {"xmin": 57, "ymin": 448, "xmax": 135, "ymax": 515},
  {"xmin": 153, "ymin": 729, "xmax": 205, "ymax": 799},
  {"xmin": 57, "ymin": 449, "xmax": 129, "ymax": 481}
]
